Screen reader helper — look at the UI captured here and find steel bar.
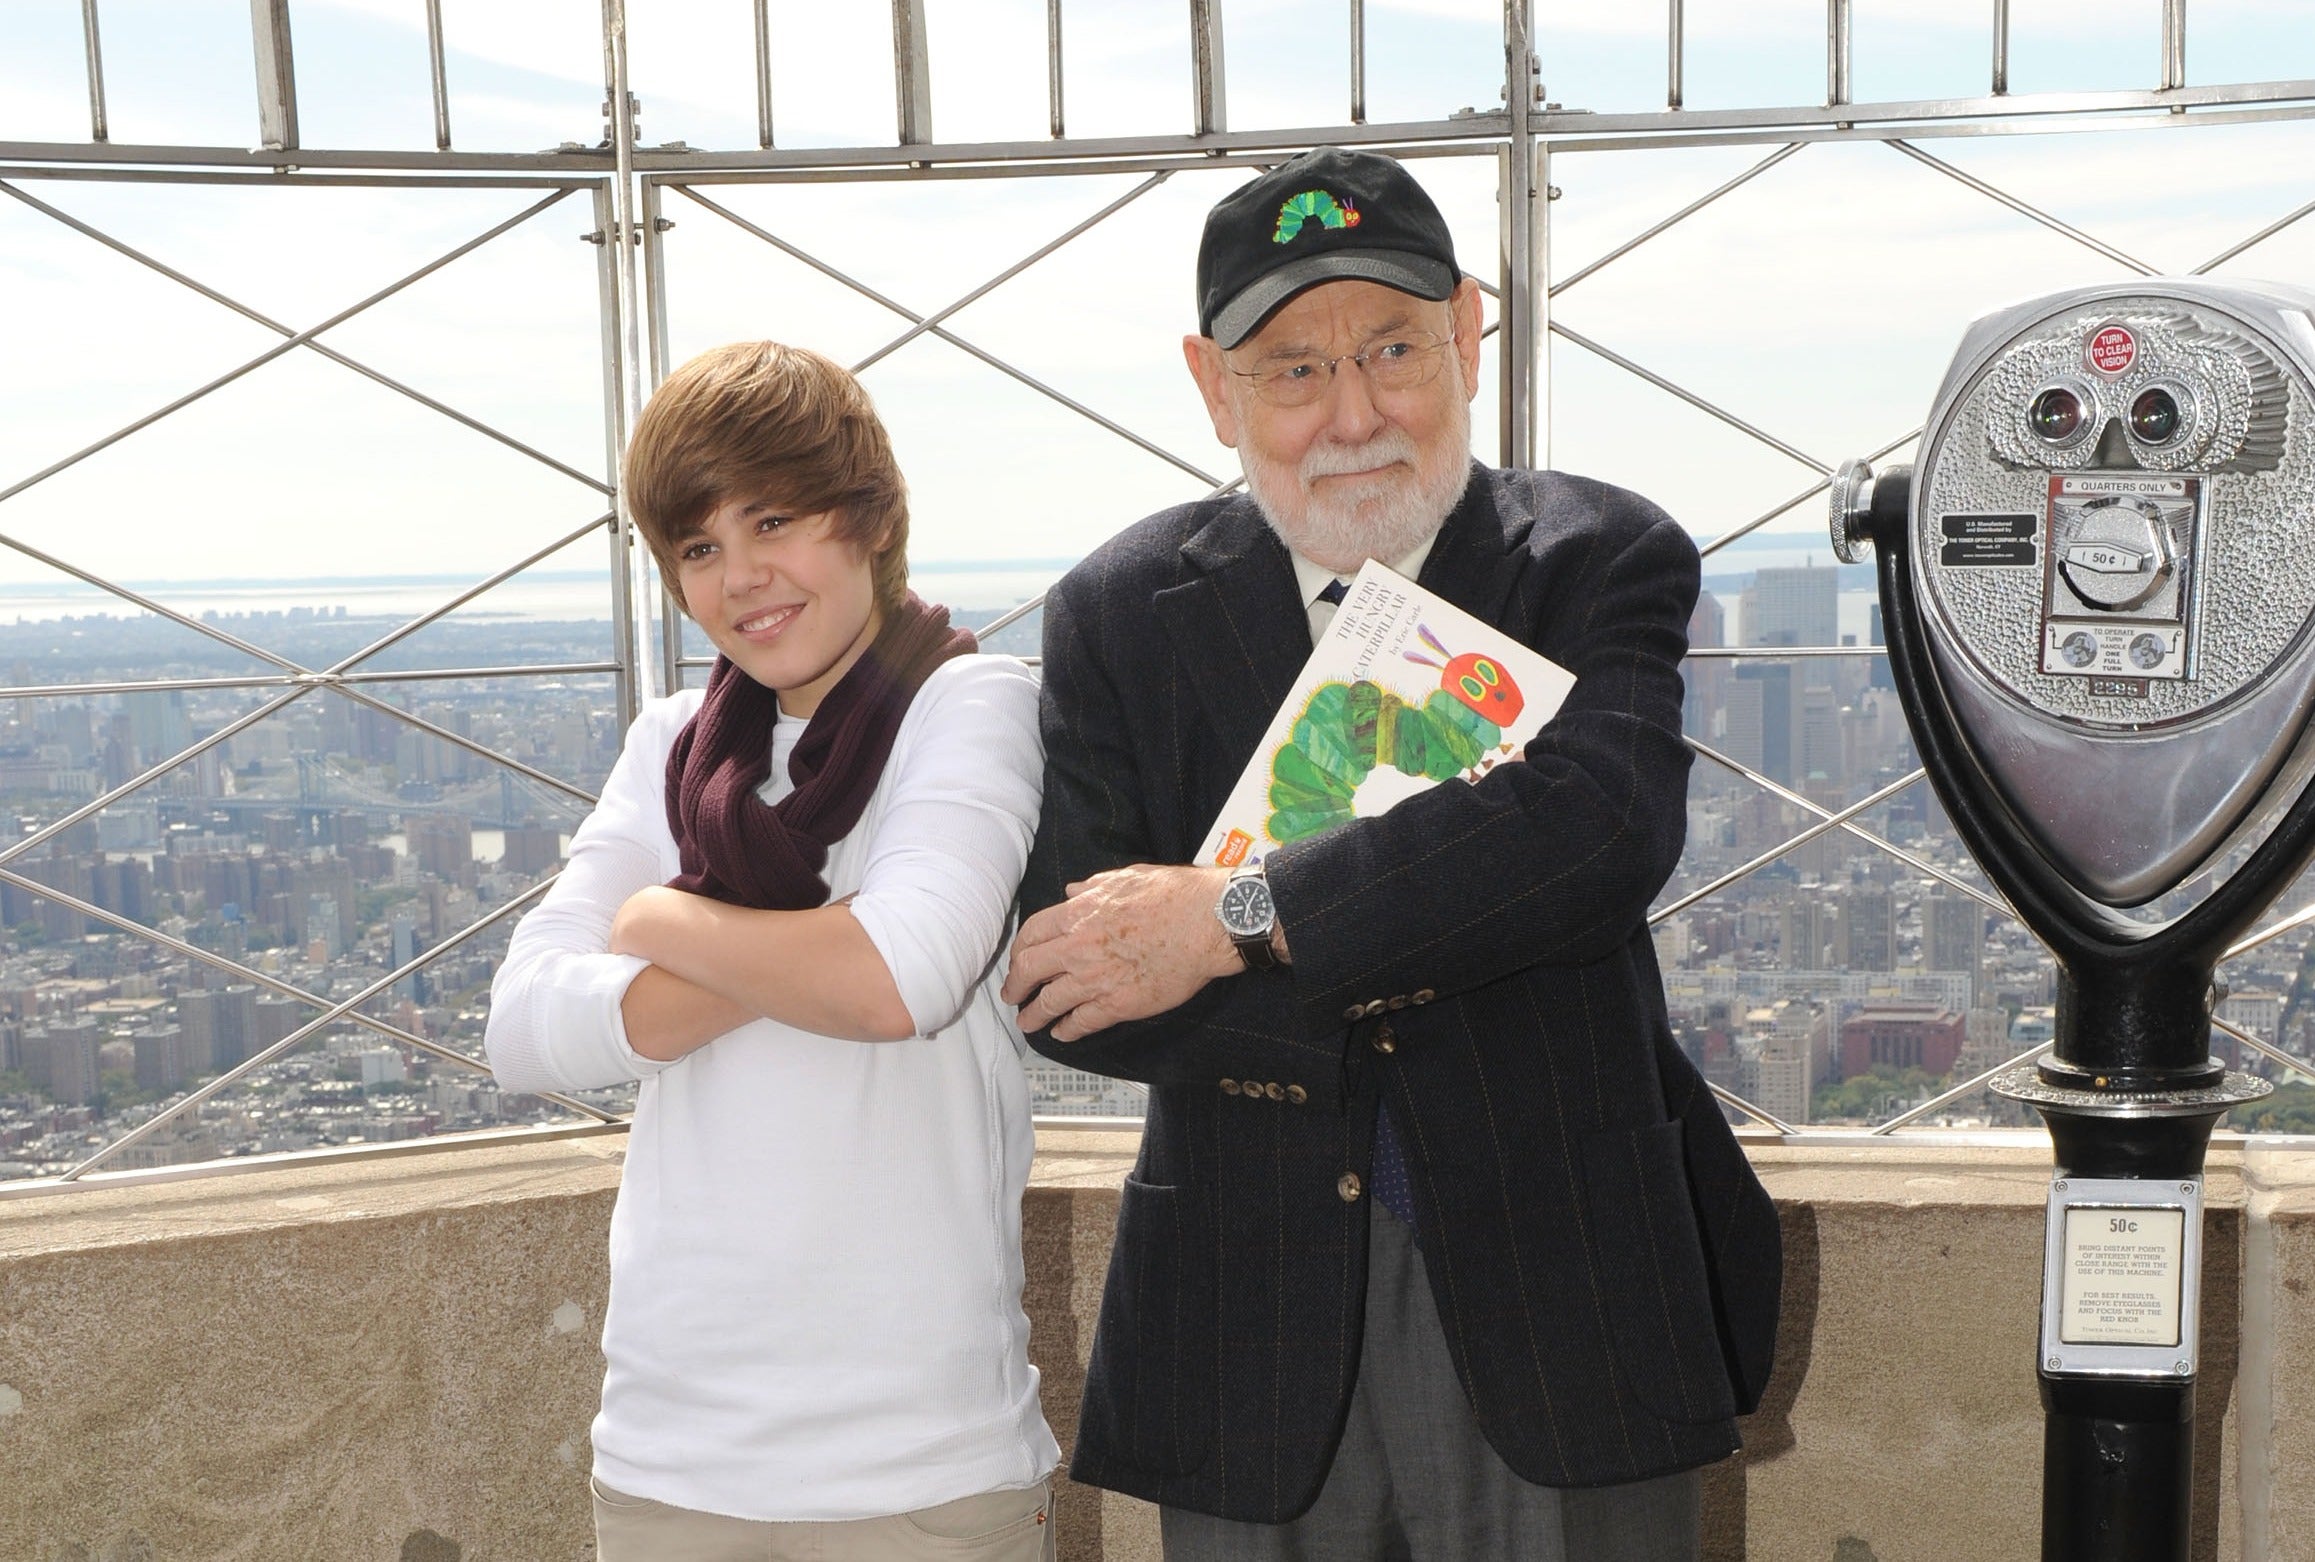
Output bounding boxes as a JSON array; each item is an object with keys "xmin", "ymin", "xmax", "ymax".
[
  {"xmin": 0, "ymin": 180, "xmax": 610, "ymax": 495},
  {"xmin": 1549, "ymin": 321, "xmax": 1833, "ymax": 473},
  {"xmin": 60, "ymin": 880, "xmax": 556, "ymax": 1180},
  {"xmin": 894, "ymin": 0, "xmax": 933, "ymax": 146},
  {"xmin": 0, "ymin": 663, "xmax": 621, "ymax": 702},
  {"xmin": 1551, "ymin": 143, "xmax": 1802, "ymax": 297},
  {"xmin": 2163, "ymin": 0, "xmax": 2187, "ymax": 91},
  {"xmin": 1048, "ymin": 0, "xmax": 1066, "ymax": 137},
  {"xmin": 1888, "ymin": 140, "xmax": 2160, "ymax": 274},
  {"xmin": 1535, "ymin": 99, "xmax": 2315, "ymax": 156},
  {"xmin": 0, "ymin": 526, "xmax": 305, "ymax": 677},
  {"xmin": 0, "ymin": 688, "xmax": 309, "ymax": 874},
  {"xmin": 1668, "ymin": 0, "xmax": 1684, "ymax": 110},
  {"xmin": 1649, "ymin": 769, "xmax": 1925, "ymax": 924},
  {"xmin": 332, "ymin": 683, "xmax": 601, "ymax": 805},
  {"xmin": 1698, "ymin": 426, "xmax": 1920, "ymax": 558},
  {"xmin": 0, "ymin": 188, "xmax": 576, "ymax": 511},
  {"xmin": 425, "ymin": 0, "xmax": 452, "ymax": 151},
  {"xmin": 0, "ymin": 1122, "xmax": 630, "ymax": 1201},
  {"xmin": 250, "ymin": 0, "xmax": 300, "ymax": 151},
  {"xmin": 1350, "ymin": 0, "xmax": 1367, "ymax": 125},
  {"xmin": 1713, "ymin": 1083, "xmax": 1800, "ymax": 1134},
  {"xmin": 80, "ymin": 0, "xmax": 108, "ymax": 142},
  {"xmin": 1533, "ymin": 142, "xmax": 1551, "ymax": 469},
  {"xmin": 0, "ymin": 864, "xmax": 617, "ymax": 1130},
  {"xmin": 1499, "ymin": 1, "xmax": 1540, "ymax": 467},
  {"xmin": 628, "ymin": 143, "xmax": 1503, "ymax": 188},
  {"xmin": 754, "ymin": 0, "xmax": 776, "ymax": 148},
  {"xmin": 10, "ymin": 77, "xmax": 2315, "ymax": 175},
  {"xmin": 1828, "ymin": 0, "xmax": 1852, "ymax": 108},
  {"xmin": 1686, "ymin": 737, "xmax": 2014, "ymax": 919},
  {"xmin": 333, "ymin": 661, "xmax": 623, "ymax": 685},
  {"xmin": 594, "ymin": 183, "xmax": 642, "ymax": 726},
  {"xmin": 326, "ymin": 514, "xmax": 615, "ymax": 674},
  {"xmin": 2193, "ymin": 193, "xmax": 2315, "ymax": 274},
  {"xmin": 672, "ymin": 186, "xmax": 1225, "ymax": 486},
  {"xmin": 640, "ymin": 178, "xmax": 684, "ymax": 697},
  {"xmin": 0, "ymin": 165, "xmax": 593, "ymax": 190},
  {"xmin": 2224, "ymin": 895, "xmax": 2315, "ymax": 961},
  {"xmin": 1191, "ymin": 0, "xmax": 1228, "ymax": 136},
  {"xmin": 2215, "ymin": 1014, "xmax": 2315, "ymax": 1083},
  {"xmin": 1992, "ymin": 0, "xmax": 2011, "ymax": 95},
  {"xmin": 1686, "ymin": 645, "xmax": 1884, "ymax": 658},
  {"xmin": 851, "ymin": 171, "xmax": 1171, "ymax": 372},
  {"xmin": 1872, "ymin": 1039, "xmax": 2056, "ymax": 1132}
]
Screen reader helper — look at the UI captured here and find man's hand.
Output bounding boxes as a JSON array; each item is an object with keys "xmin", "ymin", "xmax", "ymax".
[{"xmin": 1004, "ymin": 864, "xmax": 1246, "ymax": 1041}]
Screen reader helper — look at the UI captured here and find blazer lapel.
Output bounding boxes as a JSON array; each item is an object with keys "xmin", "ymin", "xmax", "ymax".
[
  {"xmin": 1154, "ymin": 500, "xmax": 1311, "ymax": 778},
  {"xmin": 1414, "ymin": 464, "xmax": 1525, "ymax": 632}
]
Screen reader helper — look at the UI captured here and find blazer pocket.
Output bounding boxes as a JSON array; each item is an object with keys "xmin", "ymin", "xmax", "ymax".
[
  {"xmin": 1087, "ymin": 1177, "xmax": 1214, "ymax": 1477},
  {"xmin": 1580, "ymin": 1120, "xmax": 1741, "ymax": 1427}
]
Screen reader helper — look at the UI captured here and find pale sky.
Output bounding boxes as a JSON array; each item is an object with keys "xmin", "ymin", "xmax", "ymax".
[{"xmin": 1, "ymin": 0, "xmax": 2313, "ymax": 600}]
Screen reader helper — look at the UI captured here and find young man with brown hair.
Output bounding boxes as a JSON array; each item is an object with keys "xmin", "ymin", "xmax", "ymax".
[{"xmin": 488, "ymin": 341, "xmax": 1060, "ymax": 1561}]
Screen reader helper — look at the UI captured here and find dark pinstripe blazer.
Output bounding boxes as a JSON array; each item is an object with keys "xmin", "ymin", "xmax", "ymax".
[{"xmin": 1021, "ymin": 463, "xmax": 1781, "ymax": 1523}]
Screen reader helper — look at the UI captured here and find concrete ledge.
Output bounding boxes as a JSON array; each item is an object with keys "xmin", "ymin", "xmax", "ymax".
[{"xmin": 2, "ymin": 1132, "xmax": 2310, "ymax": 1560}]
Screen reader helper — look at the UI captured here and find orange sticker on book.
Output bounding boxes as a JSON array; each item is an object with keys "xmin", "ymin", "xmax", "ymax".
[{"xmin": 1215, "ymin": 829, "xmax": 1253, "ymax": 867}]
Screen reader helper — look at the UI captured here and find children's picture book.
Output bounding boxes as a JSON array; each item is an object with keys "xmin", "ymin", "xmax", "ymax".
[{"xmin": 1196, "ymin": 559, "xmax": 1578, "ymax": 868}]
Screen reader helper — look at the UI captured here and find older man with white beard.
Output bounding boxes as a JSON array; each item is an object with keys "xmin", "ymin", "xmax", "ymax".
[{"xmin": 1005, "ymin": 148, "xmax": 1781, "ymax": 1561}]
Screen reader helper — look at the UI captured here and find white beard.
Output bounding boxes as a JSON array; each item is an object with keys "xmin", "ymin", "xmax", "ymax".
[{"xmin": 1237, "ymin": 362, "xmax": 1474, "ymax": 575}]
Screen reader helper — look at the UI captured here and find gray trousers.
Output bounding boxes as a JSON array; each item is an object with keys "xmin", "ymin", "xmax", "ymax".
[{"xmin": 1161, "ymin": 1204, "xmax": 1702, "ymax": 1562}]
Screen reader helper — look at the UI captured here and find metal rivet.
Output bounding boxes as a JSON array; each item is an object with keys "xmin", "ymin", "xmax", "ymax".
[
  {"xmin": 2054, "ymin": 1180, "xmax": 2069, "ymax": 1192},
  {"xmin": 2175, "ymin": 1360, "xmax": 2192, "ymax": 1376},
  {"xmin": 2047, "ymin": 1356, "xmax": 2063, "ymax": 1371}
]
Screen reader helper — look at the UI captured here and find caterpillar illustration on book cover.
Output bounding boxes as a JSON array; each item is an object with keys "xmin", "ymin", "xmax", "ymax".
[{"xmin": 1264, "ymin": 624, "xmax": 1526, "ymax": 844}]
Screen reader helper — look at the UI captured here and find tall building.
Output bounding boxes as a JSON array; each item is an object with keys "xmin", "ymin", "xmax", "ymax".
[
  {"xmin": 1924, "ymin": 890, "xmax": 1985, "ymax": 1005},
  {"xmin": 1839, "ymin": 882, "xmax": 1894, "ymax": 972},
  {"xmin": 132, "ymin": 1024, "xmax": 190, "ymax": 1093},
  {"xmin": 1739, "ymin": 566, "xmax": 1839, "ymax": 650},
  {"xmin": 48, "ymin": 1016, "xmax": 103, "ymax": 1106},
  {"xmin": 1684, "ymin": 591, "xmax": 1727, "ymax": 742},
  {"xmin": 1729, "ymin": 663, "xmax": 1796, "ymax": 784}
]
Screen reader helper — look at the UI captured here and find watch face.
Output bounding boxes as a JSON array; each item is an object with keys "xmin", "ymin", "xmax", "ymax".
[{"xmin": 1218, "ymin": 876, "xmax": 1275, "ymax": 938}]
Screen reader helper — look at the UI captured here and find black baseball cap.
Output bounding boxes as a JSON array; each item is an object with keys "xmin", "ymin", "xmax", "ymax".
[{"xmin": 1196, "ymin": 146, "xmax": 1462, "ymax": 349}]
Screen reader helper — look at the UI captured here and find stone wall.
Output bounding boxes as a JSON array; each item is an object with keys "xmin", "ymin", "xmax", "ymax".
[{"xmin": 2, "ymin": 1130, "xmax": 2310, "ymax": 1561}]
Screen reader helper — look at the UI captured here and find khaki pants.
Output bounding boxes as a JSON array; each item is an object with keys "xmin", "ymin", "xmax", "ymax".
[{"xmin": 592, "ymin": 1474, "xmax": 1057, "ymax": 1562}]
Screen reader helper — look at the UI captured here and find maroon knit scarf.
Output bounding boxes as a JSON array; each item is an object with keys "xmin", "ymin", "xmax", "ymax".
[{"xmin": 662, "ymin": 592, "xmax": 977, "ymax": 910}]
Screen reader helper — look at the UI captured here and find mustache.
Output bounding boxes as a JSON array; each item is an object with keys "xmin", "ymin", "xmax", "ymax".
[{"xmin": 1300, "ymin": 430, "xmax": 1418, "ymax": 482}]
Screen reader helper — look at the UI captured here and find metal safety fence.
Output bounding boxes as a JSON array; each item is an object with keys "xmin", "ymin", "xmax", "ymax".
[{"xmin": 2, "ymin": 1, "xmax": 2314, "ymax": 1190}]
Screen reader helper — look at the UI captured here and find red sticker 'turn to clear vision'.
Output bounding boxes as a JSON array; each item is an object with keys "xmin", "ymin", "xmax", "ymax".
[{"xmin": 2087, "ymin": 324, "xmax": 2137, "ymax": 376}]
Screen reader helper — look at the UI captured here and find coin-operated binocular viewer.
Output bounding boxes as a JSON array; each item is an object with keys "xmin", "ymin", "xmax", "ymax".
[{"xmin": 1832, "ymin": 280, "xmax": 2315, "ymax": 1561}]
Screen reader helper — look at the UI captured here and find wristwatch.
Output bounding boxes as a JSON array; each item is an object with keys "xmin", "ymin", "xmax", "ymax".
[{"xmin": 1216, "ymin": 863, "xmax": 1279, "ymax": 972}]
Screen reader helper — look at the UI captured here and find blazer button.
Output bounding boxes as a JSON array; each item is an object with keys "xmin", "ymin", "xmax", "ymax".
[
  {"xmin": 1264, "ymin": 1082, "xmax": 1285, "ymax": 1101},
  {"xmin": 1371, "ymin": 1022, "xmax": 1396, "ymax": 1055},
  {"xmin": 1337, "ymin": 1172, "xmax": 1364, "ymax": 1203},
  {"xmin": 1362, "ymin": 998, "xmax": 1389, "ymax": 1018},
  {"xmin": 1341, "ymin": 1003, "xmax": 1366, "ymax": 1022},
  {"xmin": 1387, "ymin": 994, "xmax": 1409, "ymax": 1011},
  {"xmin": 1220, "ymin": 1078, "xmax": 1240, "ymax": 1095},
  {"xmin": 1286, "ymin": 1084, "xmax": 1308, "ymax": 1105},
  {"xmin": 1410, "ymin": 988, "xmax": 1436, "ymax": 1005}
]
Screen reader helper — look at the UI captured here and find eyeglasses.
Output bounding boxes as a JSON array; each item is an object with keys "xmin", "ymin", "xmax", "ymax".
[{"xmin": 1227, "ymin": 332, "xmax": 1454, "ymax": 408}]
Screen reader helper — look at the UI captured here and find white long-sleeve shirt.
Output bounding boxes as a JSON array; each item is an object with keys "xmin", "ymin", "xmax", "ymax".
[{"xmin": 485, "ymin": 654, "xmax": 1060, "ymax": 1522}]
